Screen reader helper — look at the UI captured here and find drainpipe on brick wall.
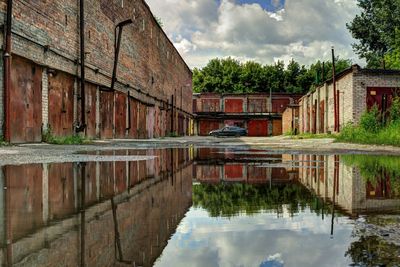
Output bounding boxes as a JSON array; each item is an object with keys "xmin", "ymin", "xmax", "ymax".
[
  {"xmin": 76, "ymin": 0, "xmax": 86, "ymax": 133},
  {"xmin": 3, "ymin": 0, "xmax": 13, "ymax": 142},
  {"xmin": 126, "ymin": 91, "xmax": 131, "ymax": 131}
]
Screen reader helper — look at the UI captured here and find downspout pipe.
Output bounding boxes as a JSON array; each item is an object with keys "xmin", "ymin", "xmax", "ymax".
[
  {"xmin": 3, "ymin": 0, "xmax": 13, "ymax": 142},
  {"xmin": 76, "ymin": 0, "xmax": 86, "ymax": 133},
  {"xmin": 110, "ymin": 19, "xmax": 133, "ymax": 92}
]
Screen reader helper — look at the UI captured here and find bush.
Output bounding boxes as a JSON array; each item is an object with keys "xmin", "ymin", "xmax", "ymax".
[
  {"xmin": 390, "ymin": 97, "xmax": 400, "ymax": 123},
  {"xmin": 359, "ymin": 104, "xmax": 381, "ymax": 133}
]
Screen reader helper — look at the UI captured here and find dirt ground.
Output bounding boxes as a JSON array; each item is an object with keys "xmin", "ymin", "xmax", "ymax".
[{"xmin": 1, "ymin": 135, "xmax": 400, "ymax": 166}]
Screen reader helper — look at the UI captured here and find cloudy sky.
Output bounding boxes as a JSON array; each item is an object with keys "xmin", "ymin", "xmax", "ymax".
[{"xmin": 146, "ymin": 0, "xmax": 362, "ymax": 69}]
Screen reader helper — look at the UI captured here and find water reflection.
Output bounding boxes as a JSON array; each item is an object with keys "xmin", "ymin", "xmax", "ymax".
[{"xmin": 0, "ymin": 148, "xmax": 399, "ymax": 266}]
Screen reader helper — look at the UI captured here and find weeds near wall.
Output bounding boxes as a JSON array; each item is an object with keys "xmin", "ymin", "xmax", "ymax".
[
  {"xmin": 337, "ymin": 99, "xmax": 400, "ymax": 146},
  {"xmin": 43, "ymin": 128, "xmax": 90, "ymax": 145},
  {"xmin": 0, "ymin": 136, "xmax": 8, "ymax": 146},
  {"xmin": 165, "ymin": 132, "xmax": 180, "ymax": 138}
]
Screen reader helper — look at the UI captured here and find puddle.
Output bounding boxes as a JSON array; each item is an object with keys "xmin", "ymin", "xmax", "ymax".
[{"xmin": 1, "ymin": 147, "xmax": 400, "ymax": 266}]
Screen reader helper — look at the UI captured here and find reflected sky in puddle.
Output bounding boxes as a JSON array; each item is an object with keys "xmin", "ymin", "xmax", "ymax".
[{"xmin": 1, "ymin": 147, "xmax": 400, "ymax": 266}]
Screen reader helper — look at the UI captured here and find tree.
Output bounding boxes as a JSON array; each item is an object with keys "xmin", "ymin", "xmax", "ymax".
[
  {"xmin": 192, "ymin": 57, "xmax": 352, "ymax": 94},
  {"xmin": 347, "ymin": 0, "xmax": 400, "ymax": 68}
]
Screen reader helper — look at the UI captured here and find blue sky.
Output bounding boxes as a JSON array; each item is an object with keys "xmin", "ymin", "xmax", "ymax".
[
  {"xmin": 146, "ymin": 0, "xmax": 361, "ymax": 68},
  {"xmin": 236, "ymin": 0, "xmax": 285, "ymax": 12}
]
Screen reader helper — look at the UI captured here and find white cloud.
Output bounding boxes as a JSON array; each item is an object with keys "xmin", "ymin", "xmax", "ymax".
[{"xmin": 146, "ymin": 0, "xmax": 362, "ymax": 69}]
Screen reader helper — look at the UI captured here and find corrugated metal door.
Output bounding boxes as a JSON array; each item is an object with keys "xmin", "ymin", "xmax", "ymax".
[
  {"xmin": 114, "ymin": 91, "xmax": 127, "ymax": 139},
  {"xmin": 48, "ymin": 71, "xmax": 74, "ymax": 137},
  {"xmin": 10, "ymin": 56, "xmax": 42, "ymax": 143},
  {"xmin": 100, "ymin": 90, "xmax": 114, "ymax": 139}
]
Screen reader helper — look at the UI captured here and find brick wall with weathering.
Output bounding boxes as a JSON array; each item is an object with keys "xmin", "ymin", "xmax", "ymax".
[
  {"xmin": 0, "ymin": 0, "xmax": 193, "ymax": 143},
  {"xmin": 298, "ymin": 66, "xmax": 400, "ymax": 134},
  {"xmin": 193, "ymin": 93, "xmax": 303, "ymax": 136}
]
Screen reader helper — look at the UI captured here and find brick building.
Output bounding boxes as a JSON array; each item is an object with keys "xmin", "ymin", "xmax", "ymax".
[
  {"xmin": 297, "ymin": 65, "xmax": 400, "ymax": 134},
  {"xmin": 0, "ymin": 0, "xmax": 192, "ymax": 143},
  {"xmin": 193, "ymin": 93, "xmax": 302, "ymax": 136}
]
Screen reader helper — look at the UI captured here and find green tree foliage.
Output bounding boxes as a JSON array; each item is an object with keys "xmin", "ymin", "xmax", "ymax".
[
  {"xmin": 347, "ymin": 0, "xmax": 400, "ymax": 68},
  {"xmin": 193, "ymin": 57, "xmax": 352, "ymax": 94},
  {"xmin": 193, "ymin": 183, "xmax": 332, "ymax": 218}
]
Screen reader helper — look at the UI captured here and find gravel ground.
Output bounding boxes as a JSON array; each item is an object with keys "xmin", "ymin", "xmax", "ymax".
[{"xmin": 1, "ymin": 136, "xmax": 400, "ymax": 165}]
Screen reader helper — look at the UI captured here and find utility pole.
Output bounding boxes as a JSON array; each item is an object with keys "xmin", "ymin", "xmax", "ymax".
[{"xmin": 331, "ymin": 47, "xmax": 338, "ymax": 132}]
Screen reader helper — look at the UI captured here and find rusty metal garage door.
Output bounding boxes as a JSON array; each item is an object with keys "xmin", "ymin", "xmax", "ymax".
[
  {"xmin": 48, "ymin": 71, "xmax": 74, "ymax": 137},
  {"xmin": 114, "ymin": 91, "xmax": 127, "ymax": 139},
  {"xmin": 85, "ymin": 83, "xmax": 97, "ymax": 138},
  {"xmin": 10, "ymin": 56, "xmax": 42, "ymax": 143},
  {"xmin": 100, "ymin": 90, "xmax": 114, "ymax": 139},
  {"xmin": 128, "ymin": 98, "xmax": 138, "ymax": 138}
]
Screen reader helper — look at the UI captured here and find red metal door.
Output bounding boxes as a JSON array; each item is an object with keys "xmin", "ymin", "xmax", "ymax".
[
  {"xmin": 248, "ymin": 98, "xmax": 267, "ymax": 113},
  {"xmin": 128, "ymin": 98, "xmax": 138, "ymax": 138},
  {"xmin": 224, "ymin": 164, "xmax": 244, "ymax": 181},
  {"xmin": 320, "ymin": 101, "xmax": 325, "ymax": 133},
  {"xmin": 247, "ymin": 165, "xmax": 267, "ymax": 183},
  {"xmin": 10, "ymin": 56, "xmax": 42, "ymax": 143},
  {"xmin": 224, "ymin": 99, "xmax": 243, "ymax": 113},
  {"xmin": 248, "ymin": 120, "xmax": 268, "ymax": 136},
  {"xmin": 114, "ymin": 91, "xmax": 127, "ymax": 138},
  {"xmin": 85, "ymin": 83, "xmax": 97, "ymax": 138},
  {"xmin": 201, "ymin": 99, "xmax": 220, "ymax": 112},
  {"xmin": 84, "ymin": 162, "xmax": 98, "ymax": 206},
  {"xmin": 5, "ymin": 164, "xmax": 43, "ymax": 240},
  {"xmin": 138, "ymin": 103, "xmax": 147, "ymax": 138},
  {"xmin": 199, "ymin": 120, "xmax": 220, "ymax": 136},
  {"xmin": 100, "ymin": 90, "xmax": 114, "ymax": 139},
  {"xmin": 48, "ymin": 71, "xmax": 74, "ymax": 137},
  {"xmin": 48, "ymin": 163, "xmax": 75, "ymax": 220},
  {"xmin": 272, "ymin": 119, "xmax": 283, "ymax": 136},
  {"xmin": 99, "ymin": 160, "xmax": 115, "ymax": 199}
]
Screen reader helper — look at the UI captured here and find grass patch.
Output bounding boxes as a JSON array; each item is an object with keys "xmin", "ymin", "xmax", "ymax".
[
  {"xmin": 43, "ymin": 129, "xmax": 91, "ymax": 145},
  {"xmin": 165, "ymin": 132, "xmax": 180, "ymax": 138},
  {"xmin": 336, "ymin": 122, "xmax": 400, "ymax": 147},
  {"xmin": 288, "ymin": 133, "xmax": 337, "ymax": 139}
]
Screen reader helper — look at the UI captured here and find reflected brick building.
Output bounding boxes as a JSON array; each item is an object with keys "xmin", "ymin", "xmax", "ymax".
[{"xmin": 193, "ymin": 93, "xmax": 302, "ymax": 136}]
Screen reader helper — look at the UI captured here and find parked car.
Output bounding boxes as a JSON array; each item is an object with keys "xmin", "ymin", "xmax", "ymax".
[{"xmin": 209, "ymin": 126, "xmax": 247, "ymax": 137}]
